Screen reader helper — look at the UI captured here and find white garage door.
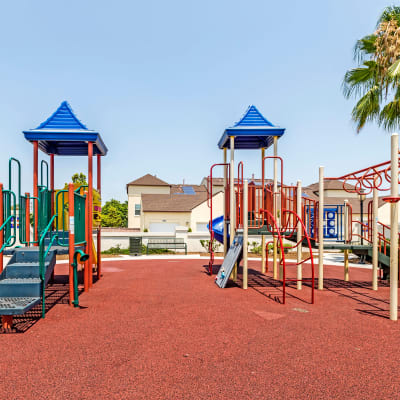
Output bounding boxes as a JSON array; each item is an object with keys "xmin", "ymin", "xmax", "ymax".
[{"xmin": 149, "ymin": 223, "xmax": 177, "ymax": 233}]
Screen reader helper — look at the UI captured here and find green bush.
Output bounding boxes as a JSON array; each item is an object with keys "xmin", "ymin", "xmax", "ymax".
[
  {"xmin": 142, "ymin": 245, "xmax": 173, "ymax": 254},
  {"xmin": 102, "ymin": 244, "xmax": 130, "ymax": 255}
]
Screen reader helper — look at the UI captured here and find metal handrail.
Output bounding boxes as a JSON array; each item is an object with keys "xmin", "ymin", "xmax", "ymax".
[
  {"xmin": 40, "ymin": 160, "xmax": 49, "ymax": 189},
  {"xmin": 39, "ymin": 214, "xmax": 58, "ymax": 319}
]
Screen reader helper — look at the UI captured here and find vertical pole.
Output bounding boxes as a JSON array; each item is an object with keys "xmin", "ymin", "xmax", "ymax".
[
  {"xmin": 33, "ymin": 141, "xmax": 39, "ymax": 245},
  {"xmin": 25, "ymin": 193, "xmax": 30, "ymax": 246},
  {"xmin": 243, "ymin": 180, "xmax": 248, "ymax": 289},
  {"xmin": 97, "ymin": 154, "xmax": 102, "ymax": 280},
  {"xmin": 344, "ymin": 199, "xmax": 349, "ymax": 282},
  {"xmin": 229, "ymin": 136, "xmax": 236, "ymax": 281},
  {"xmin": 68, "ymin": 183, "xmax": 75, "ymax": 307},
  {"xmin": 372, "ymin": 188, "xmax": 378, "ymax": 291},
  {"xmin": 0, "ymin": 184, "xmax": 3, "ymax": 274},
  {"xmin": 296, "ymin": 180, "xmax": 302, "ymax": 290},
  {"xmin": 88, "ymin": 142, "xmax": 93, "ymax": 287},
  {"xmin": 273, "ymin": 136, "xmax": 278, "ymax": 279},
  {"xmin": 261, "ymin": 148, "xmax": 266, "ymax": 273},
  {"xmin": 318, "ymin": 166, "xmax": 324, "ymax": 290},
  {"xmin": 84, "ymin": 191, "xmax": 89, "ymax": 292},
  {"xmin": 390, "ymin": 133, "xmax": 398, "ymax": 321},
  {"xmin": 223, "ymin": 148, "xmax": 228, "ymax": 256},
  {"xmin": 50, "ymin": 154, "xmax": 54, "ymax": 217},
  {"xmin": 229, "ymin": 136, "xmax": 235, "ymax": 243}
]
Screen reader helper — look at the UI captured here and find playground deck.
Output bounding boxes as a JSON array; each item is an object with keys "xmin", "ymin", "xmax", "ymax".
[{"xmin": 1, "ymin": 258, "xmax": 400, "ymax": 399}]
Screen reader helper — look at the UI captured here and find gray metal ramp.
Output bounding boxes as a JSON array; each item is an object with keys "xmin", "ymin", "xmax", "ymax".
[{"xmin": 215, "ymin": 235, "xmax": 243, "ymax": 288}]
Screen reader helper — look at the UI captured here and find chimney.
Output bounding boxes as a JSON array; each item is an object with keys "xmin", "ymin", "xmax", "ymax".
[
  {"xmin": 251, "ymin": 173, "xmax": 255, "ymax": 180},
  {"xmin": 183, "ymin": 179, "xmax": 185, "ymax": 185}
]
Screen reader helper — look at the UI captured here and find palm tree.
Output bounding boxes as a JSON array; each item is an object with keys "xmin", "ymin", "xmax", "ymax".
[{"xmin": 343, "ymin": 6, "xmax": 400, "ymax": 132}]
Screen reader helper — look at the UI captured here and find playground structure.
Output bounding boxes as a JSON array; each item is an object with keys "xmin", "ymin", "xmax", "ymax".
[
  {"xmin": 207, "ymin": 105, "xmax": 316, "ymax": 304},
  {"xmin": 207, "ymin": 106, "xmax": 400, "ymax": 320},
  {"xmin": 0, "ymin": 101, "xmax": 107, "ymax": 331}
]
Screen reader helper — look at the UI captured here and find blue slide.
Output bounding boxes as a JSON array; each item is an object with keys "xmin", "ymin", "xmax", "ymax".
[{"xmin": 208, "ymin": 216, "xmax": 229, "ymax": 244}]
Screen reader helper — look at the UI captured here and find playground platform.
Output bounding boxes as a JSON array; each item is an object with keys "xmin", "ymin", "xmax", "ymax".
[{"xmin": 0, "ymin": 258, "xmax": 399, "ymax": 399}]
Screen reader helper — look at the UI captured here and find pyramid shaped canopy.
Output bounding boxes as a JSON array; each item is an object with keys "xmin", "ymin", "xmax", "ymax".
[
  {"xmin": 23, "ymin": 101, "xmax": 108, "ymax": 156},
  {"xmin": 218, "ymin": 105, "xmax": 285, "ymax": 149}
]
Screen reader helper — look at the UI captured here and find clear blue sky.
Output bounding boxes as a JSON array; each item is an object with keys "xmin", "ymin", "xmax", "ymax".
[{"xmin": 0, "ymin": 0, "xmax": 394, "ymax": 201}]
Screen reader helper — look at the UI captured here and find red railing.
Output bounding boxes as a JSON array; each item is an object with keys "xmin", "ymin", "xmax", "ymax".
[
  {"xmin": 207, "ymin": 163, "xmax": 230, "ymax": 275},
  {"xmin": 260, "ymin": 208, "xmax": 315, "ymax": 304}
]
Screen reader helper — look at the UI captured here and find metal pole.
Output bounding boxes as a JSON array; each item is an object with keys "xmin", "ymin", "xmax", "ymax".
[
  {"xmin": 230, "ymin": 136, "xmax": 235, "ymax": 243},
  {"xmin": 84, "ymin": 190, "xmax": 89, "ymax": 292},
  {"xmin": 25, "ymin": 193, "xmax": 30, "ymax": 247},
  {"xmin": 50, "ymin": 154, "xmax": 54, "ymax": 218},
  {"xmin": 372, "ymin": 188, "xmax": 378, "ymax": 291},
  {"xmin": 97, "ymin": 154, "xmax": 102, "ymax": 280},
  {"xmin": 296, "ymin": 180, "xmax": 302, "ymax": 290},
  {"xmin": 223, "ymin": 148, "xmax": 228, "ymax": 256},
  {"xmin": 273, "ymin": 136, "xmax": 278, "ymax": 279},
  {"xmin": 360, "ymin": 197, "xmax": 364, "ymax": 245},
  {"xmin": 0, "ymin": 184, "xmax": 3, "ymax": 273},
  {"xmin": 344, "ymin": 199, "xmax": 349, "ymax": 282},
  {"xmin": 229, "ymin": 136, "xmax": 236, "ymax": 281},
  {"xmin": 243, "ymin": 180, "xmax": 248, "ymax": 289},
  {"xmin": 88, "ymin": 142, "xmax": 94, "ymax": 287},
  {"xmin": 318, "ymin": 166, "xmax": 324, "ymax": 290},
  {"xmin": 261, "ymin": 148, "xmax": 266, "ymax": 274},
  {"xmin": 390, "ymin": 133, "xmax": 398, "ymax": 321},
  {"xmin": 33, "ymin": 141, "xmax": 38, "ymax": 245},
  {"xmin": 68, "ymin": 183, "xmax": 75, "ymax": 307}
]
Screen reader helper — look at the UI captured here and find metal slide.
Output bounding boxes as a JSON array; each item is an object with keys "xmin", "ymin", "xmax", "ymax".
[{"xmin": 215, "ymin": 234, "xmax": 243, "ymax": 288}]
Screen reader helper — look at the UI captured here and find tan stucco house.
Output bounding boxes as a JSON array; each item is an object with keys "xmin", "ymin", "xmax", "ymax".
[{"xmin": 127, "ymin": 174, "xmax": 223, "ymax": 232}]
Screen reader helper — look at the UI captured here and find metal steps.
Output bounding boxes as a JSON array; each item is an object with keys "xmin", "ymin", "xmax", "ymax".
[
  {"xmin": 0, "ymin": 247, "xmax": 56, "ymax": 316},
  {"xmin": 0, "ymin": 297, "xmax": 41, "ymax": 315}
]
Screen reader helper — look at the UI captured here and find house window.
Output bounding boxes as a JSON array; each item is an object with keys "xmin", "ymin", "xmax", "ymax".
[{"xmin": 135, "ymin": 204, "xmax": 141, "ymax": 216}]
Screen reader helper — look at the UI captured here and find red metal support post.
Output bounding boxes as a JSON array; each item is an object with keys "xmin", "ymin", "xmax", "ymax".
[
  {"xmin": 33, "ymin": 141, "xmax": 38, "ymax": 245},
  {"xmin": 0, "ymin": 183, "xmax": 3, "ymax": 273},
  {"xmin": 84, "ymin": 191, "xmax": 89, "ymax": 292},
  {"xmin": 50, "ymin": 154, "xmax": 54, "ymax": 217},
  {"xmin": 68, "ymin": 184, "xmax": 75, "ymax": 306},
  {"xmin": 97, "ymin": 154, "xmax": 101, "ymax": 280},
  {"xmin": 88, "ymin": 142, "xmax": 93, "ymax": 287}
]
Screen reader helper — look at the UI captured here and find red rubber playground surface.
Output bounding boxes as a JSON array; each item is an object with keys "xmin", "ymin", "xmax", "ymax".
[{"xmin": 1, "ymin": 258, "xmax": 400, "ymax": 399}]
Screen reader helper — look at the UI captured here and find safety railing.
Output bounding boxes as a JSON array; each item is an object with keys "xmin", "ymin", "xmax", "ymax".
[
  {"xmin": 40, "ymin": 160, "xmax": 49, "ymax": 189},
  {"xmin": 302, "ymin": 197, "xmax": 318, "ymax": 241},
  {"xmin": 39, "ymin": 214, "xmax": 58, "ymax": 319},
  {"xmin": 260, "ymin": 207, "xmax": 315, "ymax": 305},
  {"xmin": 207, "ymin": 163, "xmax": 230, "ymax": 275},
  {"xmin": 74, "ymin": 192, "xmax": 86, "ymax": 245}
]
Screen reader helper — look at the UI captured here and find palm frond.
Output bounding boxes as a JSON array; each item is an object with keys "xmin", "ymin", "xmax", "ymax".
[
  {"xmin": 351, "ymin": 86, "xmax": 381, "ymax": 132},
  {"xmin": 353, "ymin": 35, "xmax": 376, "ymax": 62},
  {"xmin": 378, "ymin": 6, "xmax": 400, "ymax": 26},
  {"xmin": 343, "ymin": 61, "xmax": 379, "ymax": 98},
  {"xmin": 379, "ymin": 86, "xmax": 400, "ymax": 130}
]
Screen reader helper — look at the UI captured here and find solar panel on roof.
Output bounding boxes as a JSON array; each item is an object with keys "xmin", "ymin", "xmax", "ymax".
[{"xmin": 182, "ymin": 186, "xmax": 195, "ymax": 195}]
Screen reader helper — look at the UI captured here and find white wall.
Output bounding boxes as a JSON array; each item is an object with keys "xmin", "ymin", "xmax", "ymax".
[
  {"xmin": 143, "ymin": 211, "xmax": 191, "ymax": 231},
  {"xmin": 190, "ymin": 192, "xmax": 224, "ymax": 232},
  {"xmin": 127, "ymin": 184, "xmax": 171, "ymax": 228}
]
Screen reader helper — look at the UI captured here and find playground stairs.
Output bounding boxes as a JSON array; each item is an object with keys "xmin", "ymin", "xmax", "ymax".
[{"xmin": 0, "ymin": 247, "xmax": 56, "ymax": 316}]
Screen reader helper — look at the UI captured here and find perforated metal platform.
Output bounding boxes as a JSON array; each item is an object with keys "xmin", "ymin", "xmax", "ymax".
[{"xmin": 0, "ymin": 297, "xmax": 40, "ymax": 315}]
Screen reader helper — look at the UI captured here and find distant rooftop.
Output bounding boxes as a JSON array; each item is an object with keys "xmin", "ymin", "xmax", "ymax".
[{"xmin": 127, "ymin": 174, "xmax": 170, "ymax": 187}]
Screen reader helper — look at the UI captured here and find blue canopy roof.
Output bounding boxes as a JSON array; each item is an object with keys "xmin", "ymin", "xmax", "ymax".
[
  {"xmin": 23, "ymin": 101, "xmax": 108, "ymax": 156},
  {"xmin": 218, "ymin": 105, "xmax": 285, "ymax": 149}
]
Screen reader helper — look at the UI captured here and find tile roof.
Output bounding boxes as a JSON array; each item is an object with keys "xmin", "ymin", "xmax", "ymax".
[
  {"xmin": 127, "ymin": 174, "xmax": 170, "ymax": 187},
  {"xmin": 142, "ymin": 192, "xmax": 210, "ymax": 212},
  {"xmin": 305, "ymin": 180, "xmax": 356, "ymax": 192}
]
